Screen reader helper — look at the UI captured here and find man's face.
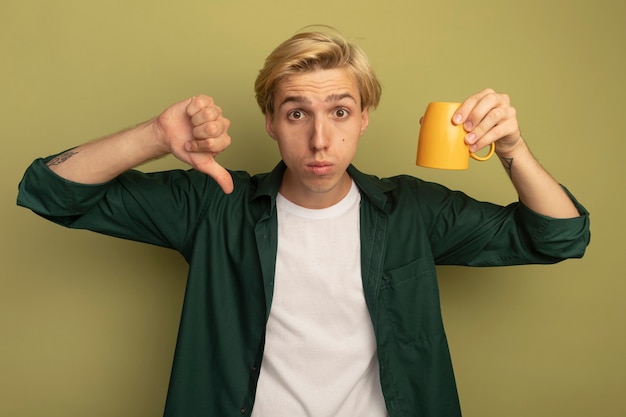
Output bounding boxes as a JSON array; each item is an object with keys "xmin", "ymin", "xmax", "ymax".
[{"xmin": 265, "ymin": 68, "xmax": 369, "ymax": 209}]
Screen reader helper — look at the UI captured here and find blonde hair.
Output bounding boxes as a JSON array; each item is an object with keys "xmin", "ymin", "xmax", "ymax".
[{"xmin": 254, "ymin": 29, "xmax": 382, "ymax": 115}]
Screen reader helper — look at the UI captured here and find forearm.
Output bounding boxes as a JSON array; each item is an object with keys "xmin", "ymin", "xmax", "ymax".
[
  {"xmin": 498, "ymin": 140, "xmax": 580, "ymax": 219},
  {"xmin": 47, "ymin": 119, "xmax": 168, "ymax": 184}
]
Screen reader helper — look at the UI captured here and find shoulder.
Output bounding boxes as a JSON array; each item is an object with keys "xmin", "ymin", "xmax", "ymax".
[{"xmin": 349, "ymin": 165, "xmax": 455, "ymax": 204}]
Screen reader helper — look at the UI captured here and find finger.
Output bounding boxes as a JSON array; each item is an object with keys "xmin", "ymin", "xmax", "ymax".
[
  {"xmin": 187, "ymin": 98, "xmax": 228, "ymax": 141},
  {"xmin": 192, "ymin": 117, "xmax": 230, "ymax": 141},
  {"xmin": 195, "ymin": 157, "xmax": 235, "ymax": 194},
  {"xmin": 468, "ymin": 117, "xmax": 518, "ymax": 152},
  {"xmin": 190, "ymin": 103, "xmax": 223, "ymax": 128},
  {"xmin": 466, "ymin": 105, "xmax": 513, "ymax": 144},
  {"xmin": 186, "ymin": 95, "xmax": 215, "ymax": 118},
  {"xmin": 464, "ymin": 94, "xmax": 504, "ymax": 132},
  {"xmin": 453, "ymin": 88, "xmax": 496, "ymax": 125},
  {"xmin": 185, "ymin": 110, "xmax": 231, "ymax": 154},
  {"xmin": 454, "ymin": 88, "xmax": 512, "ymax": 129},
  {"xmin": 185, "ymin": 132, "xmax": 231, "ymax": 153}
]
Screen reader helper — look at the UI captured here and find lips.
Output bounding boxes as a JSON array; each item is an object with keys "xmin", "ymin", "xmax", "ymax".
[{"xmin": 307, "ymin": 161, "xmax": 334, "ymax": 175}]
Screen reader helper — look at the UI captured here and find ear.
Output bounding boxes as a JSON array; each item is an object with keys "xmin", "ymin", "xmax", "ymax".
[
  {"xmin": 359, "ymin": 107, "xmax": 370, "ymax": 136},
  {"xmin": 265, "ymin": 112, "xmax": 277, "ymax": 140}
]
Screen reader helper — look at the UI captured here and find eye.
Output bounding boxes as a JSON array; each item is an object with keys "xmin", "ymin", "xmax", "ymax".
[
  {"xmin": 333, "ymin": 108, "xmax": 350, "ymax": 118},
  {"xmin": 288, "ymin": 110, "xmax": 305, "ymax": 120}
]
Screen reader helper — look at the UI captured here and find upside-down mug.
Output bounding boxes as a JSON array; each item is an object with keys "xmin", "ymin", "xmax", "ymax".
[{"xmin": 416, "ymin": 102, "xmax": 495, "ymax": 170}]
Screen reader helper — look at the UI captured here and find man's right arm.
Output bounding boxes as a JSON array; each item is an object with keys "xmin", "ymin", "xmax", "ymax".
[{"xmin": 46, "ymin": 95, "xmax": 234, "ymax": 194}]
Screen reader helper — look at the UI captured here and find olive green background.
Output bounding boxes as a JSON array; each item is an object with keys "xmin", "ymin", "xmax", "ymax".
[{"xmin": 1, "ymin": 0, "xmax": 623, "ymax": 416}]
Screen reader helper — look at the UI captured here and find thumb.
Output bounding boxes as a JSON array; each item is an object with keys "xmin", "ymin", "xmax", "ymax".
[{"xmin": 197, "ymin": 158, "xmax": 234, "ymax": 194}]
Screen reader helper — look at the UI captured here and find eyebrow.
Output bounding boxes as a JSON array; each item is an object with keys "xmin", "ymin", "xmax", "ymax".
[
  {"xmin": 278, "ymin": 93, "xmax": 358, "ymax": 109},
  {"xmin": 325, "ymin": 93, "xmax": 357, "ymax": 104}
]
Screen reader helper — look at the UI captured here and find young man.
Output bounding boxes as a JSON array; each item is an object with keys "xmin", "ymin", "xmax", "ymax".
[{"xmin": 17, "ymin": 30, "xmax": 590, "ymax": 417}]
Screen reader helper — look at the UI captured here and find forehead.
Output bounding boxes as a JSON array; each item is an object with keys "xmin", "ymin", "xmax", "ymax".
[{"xmin": 275, "ymin": 68, "xmax": 360, "ymax": 105}]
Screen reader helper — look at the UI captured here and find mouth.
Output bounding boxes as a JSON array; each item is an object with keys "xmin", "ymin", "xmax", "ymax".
[{"xmin": 307, "ymin": 161, "xmax": 334, "ymax": 176}]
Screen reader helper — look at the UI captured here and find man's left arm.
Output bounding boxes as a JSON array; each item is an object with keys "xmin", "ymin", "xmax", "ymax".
[{"xmin": 454, "ymin": 88, "xmax": 580, "ymax": 219}]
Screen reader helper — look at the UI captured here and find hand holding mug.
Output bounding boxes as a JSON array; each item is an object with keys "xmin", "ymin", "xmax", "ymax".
[
  {"xmin": 453, "ymin": 88, "xmax": 523, "ymax": 156},
  {"xmin": 417, "ymin": 102, "xmax": 495, "ymax": 170},
  {"xmin": 416, "ymin": 89, "xmax": 523, "ymax": 170}
]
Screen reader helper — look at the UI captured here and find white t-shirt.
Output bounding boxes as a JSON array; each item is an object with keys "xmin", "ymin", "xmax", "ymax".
[{"xmin": 251, "ymin": 181, "xmax": 387, "ymax": 417}]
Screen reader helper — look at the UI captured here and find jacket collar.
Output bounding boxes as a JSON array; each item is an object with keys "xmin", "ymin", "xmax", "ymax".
[
  {"xmin": 250, "ymin": 161, "xmax": 286, "ymax": 206},
  {"xmin": 251, "ymin": 161, "xmax": 396, "ymax": 212},
  {"xmin": 347, "ymin": 165, "xmax": 396, "ymax": 211}
]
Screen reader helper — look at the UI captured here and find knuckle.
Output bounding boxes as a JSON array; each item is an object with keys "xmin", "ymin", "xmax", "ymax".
[
  {"xmin": 491, "ymin": 124, "xmax": 505, "ymax": 138},
  {"xmin": 191, "ymin": 96, "xmax": 216, "ymax": 115},
  {"xmin": 199, "ymin": 95, "xmax": 214, "ymax": 106},
  {"xmin": 192, "ymin": 125, "xmax": 204, "ymax": 139},
  {"xmin": 223, "ymin": 134, "xmax": 232, "ymax": 148},
  {"xmin": 207, "ymin": 123, "xmax": 220, "ymax": 136},
  {"xmin": 201, "ymin": 108, "xmax": 216, "ymax": 121},
  {"xmin": 493, "ymin": 106, "xmax": 506, "ymax": 120},
  {"xmin": 194, "ymin": 96, "xmax": 208, "ymax": 109}
]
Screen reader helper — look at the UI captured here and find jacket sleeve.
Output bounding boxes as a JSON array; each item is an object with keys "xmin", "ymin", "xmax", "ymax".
[
  {"xmin": 16, "ymin": 156, "xmax": 217, "ymax": 252},
  {"xmin": 413, "ymin": 179, "xmax": 591, "ymax": 266}
]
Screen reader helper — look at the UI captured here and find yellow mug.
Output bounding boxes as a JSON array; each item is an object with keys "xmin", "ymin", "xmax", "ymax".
[{"xmin": 416, "ymin": 102, "xmax": 495, "ymax": 170}]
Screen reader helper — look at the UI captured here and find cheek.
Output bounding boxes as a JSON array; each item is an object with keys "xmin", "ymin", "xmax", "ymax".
[
  {"xmin": 275, "ymin": 139, "xmax": 303, "ymax": 162},
  {"xmin": 347, "ymin": 138, "xmax": 360, "ymax": 156},
  {"xmin": 337, "ymin": 137, "xmax": 360, "ymax": 162}
]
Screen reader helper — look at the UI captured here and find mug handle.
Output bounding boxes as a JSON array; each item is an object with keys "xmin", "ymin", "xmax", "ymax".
[{"xmin": 470, "ymin": 142, "xmax": 496, "ymax": 161}]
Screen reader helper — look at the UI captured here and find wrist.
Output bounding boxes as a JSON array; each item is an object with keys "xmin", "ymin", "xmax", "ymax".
[
  {"xmin": 146, "ymin": 118, "xmax": 172, "ymax": 157},
  {"xmin": 495, "ymin": 137, "xmax": 528, "ymax": 160}
]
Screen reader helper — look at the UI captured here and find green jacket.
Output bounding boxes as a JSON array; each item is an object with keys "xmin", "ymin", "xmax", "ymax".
[{"xmin": 17, "ymin": 158, "xmax": 590, "ymax": 417}]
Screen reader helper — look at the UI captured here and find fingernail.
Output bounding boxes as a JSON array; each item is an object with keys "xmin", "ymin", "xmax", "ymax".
[
  {"xmin": 453, "ymin": 114, "xmax": 463, "ymax": 124},
  {"xmin": 466, "ymin": 133, "xmax": 476, "ymax": 143},
  {"xmin": 464, "ymin": 121, "xmax": 473, "ymax": 131}
]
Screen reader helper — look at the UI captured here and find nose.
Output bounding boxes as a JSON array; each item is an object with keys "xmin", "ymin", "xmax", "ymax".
[{"xmin": 310, "ymin": 118, "xmax": 330, "ymax": 151}]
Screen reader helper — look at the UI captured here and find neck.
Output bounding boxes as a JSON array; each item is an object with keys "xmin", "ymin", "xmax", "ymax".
[{"xmin": 279, "ymin": 171, "xmax": 352, "ymax": 209}]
